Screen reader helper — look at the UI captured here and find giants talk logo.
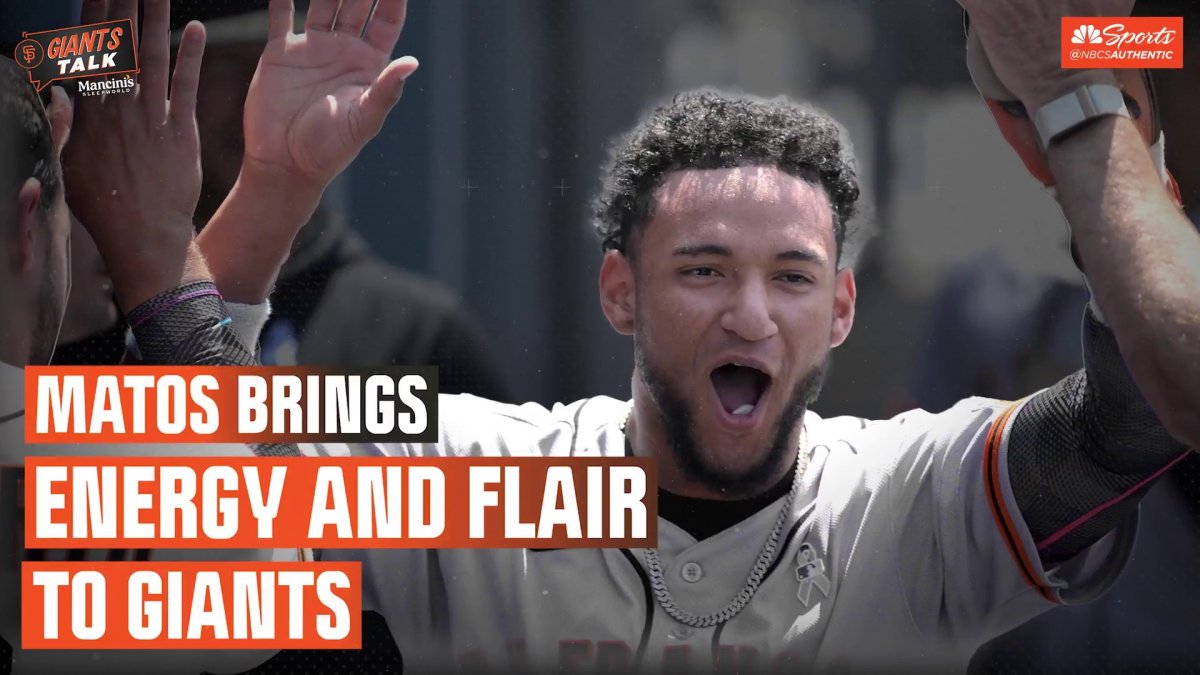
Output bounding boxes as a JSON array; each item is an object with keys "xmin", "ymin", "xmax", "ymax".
[{"xmin": 13, "ymin": 19, "xmax": 139, "ymax": 92}]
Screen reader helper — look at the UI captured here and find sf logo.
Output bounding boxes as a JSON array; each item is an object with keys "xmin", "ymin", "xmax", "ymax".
[{"xmin": 14, "ymin": 39, "xmax": 44, "ymax": 70}]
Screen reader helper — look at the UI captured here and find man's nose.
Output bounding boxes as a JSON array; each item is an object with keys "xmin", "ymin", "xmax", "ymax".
[{"xmin": 720, "ymin": 281, "xmax": 779, "ymax": 342}]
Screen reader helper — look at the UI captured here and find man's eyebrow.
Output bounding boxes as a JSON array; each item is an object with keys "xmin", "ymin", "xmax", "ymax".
[
  {"xmin": 672, "ymin": 244, "xmax": 732, "ymax": 257},
  {"xmin": 776, "ymin": 249, "xmax": 826, "ymax": 265},
  {"xmin": 670, "ymin": 244, "xmax": 828, "ymax": 265}
]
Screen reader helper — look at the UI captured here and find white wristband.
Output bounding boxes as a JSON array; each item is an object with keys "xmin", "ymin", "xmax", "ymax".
[
  {"xmin": 226, "ymin": 299, "xmax": 272, "ymax": 353},
  {"xmin": 1033, "ymin": 84, "xmax": 1130, "ymax": 150}
]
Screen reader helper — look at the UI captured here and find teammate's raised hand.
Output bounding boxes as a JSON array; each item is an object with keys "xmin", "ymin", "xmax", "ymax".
[
  {"xmin": 242, "ymin": 0, "xmax": 419, "ymax": 189},
  {"xmin": 61, "ymin": 0, "xmax": 208, "ymax": 311},
  {"xmin": 958, "ymin": 0, "xmax": 1133, "ymax": 112}
]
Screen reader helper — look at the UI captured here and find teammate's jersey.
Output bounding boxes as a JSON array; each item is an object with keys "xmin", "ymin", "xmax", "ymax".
[
  {"xmin": 0, "ymin": 362, "xmax": 291, "ymax": 675},
  {"xmin": 316, "ymin": 393, "xmax": 1135, "ymax": 673}
]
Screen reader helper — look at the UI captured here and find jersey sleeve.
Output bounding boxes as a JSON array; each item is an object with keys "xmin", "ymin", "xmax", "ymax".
[{"xmin": 879, "ymin": 397, "xmax": 1136, "ymax": 647}]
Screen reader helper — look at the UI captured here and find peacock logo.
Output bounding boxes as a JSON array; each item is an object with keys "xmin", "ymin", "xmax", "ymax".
[{"xmin": 1071, "ymin": 24, "xmax": 1104, "ymax": 44}]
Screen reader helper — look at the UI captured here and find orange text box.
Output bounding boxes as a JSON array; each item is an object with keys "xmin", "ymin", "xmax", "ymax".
[
  {"xmin": 24, "ymin": 366, "xmax": 439, "ymax": 445},
  {"xmin": 25, "ymin": 456, "xmax": 657, "ymax": 549},
  {"xmin": 1062, "ymin": 16, "xmax": 1183, "ymax": 68},
  {"xmin": 21, "ymin": 561, "xmax": 360, "ymax": 650}
]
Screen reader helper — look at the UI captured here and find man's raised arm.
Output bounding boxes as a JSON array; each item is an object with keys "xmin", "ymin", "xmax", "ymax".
[
  {"xmin": 962, "ymin": 0, "xmax": 1200, "ymax": 446},
  {"xmin": 197, "ymin": 0, "xmax": 419, "ymax": 304},
  {"xmin": 59, "ymin": 0, "xmax": 263, "ymax": 369},
  {"xmin": 59, "ymin": 0, "xmax": 299, "ymax": 462},
  {"xmin": 1049, "ymin": 113, "xmax": 1200, "ymax": 446},
  {"xmin": 958, "ymin": 0, "xmax": 1197, "ymax": 568}
]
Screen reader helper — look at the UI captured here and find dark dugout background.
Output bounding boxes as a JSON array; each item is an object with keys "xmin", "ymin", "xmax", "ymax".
[{"xmin": 3, "ymin": 0, "xmax": 1071, "ymax": 414}]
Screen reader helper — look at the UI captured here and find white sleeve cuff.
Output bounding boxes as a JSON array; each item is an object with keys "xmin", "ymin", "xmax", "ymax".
[{"xmin": 226, "ymin": 299, "xmax": 272, "ymax": 353}]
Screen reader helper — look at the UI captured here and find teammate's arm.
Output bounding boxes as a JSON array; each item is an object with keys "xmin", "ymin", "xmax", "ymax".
[
  {"xmin": 59, "ymin": 0, "xmax": 299, "ymax": 460},
  {"xmin": 197, "ymin": 0, "xmax": 419, "ymax": 304},
  {"xmin": 1048, "ymin": 115, "xmax": 1200, "ymax": 446},
  {"xmin": 54, "ymin": 0, "xmax": 267, "ymax": 372},
  {"xmin": 959, "ymin": 0, "xmax": 1197, "ymax": 564},
  {"xmin": 61, "ymin": 0, "xmax": 208, "ymax": 312},
  {"xmin": 1004, "ymin": 116, "xmax": 1197, "ymax": 563},
  {"xmin": 959, "ymin": 0, "xmax": 1200, "ymax": 446}
]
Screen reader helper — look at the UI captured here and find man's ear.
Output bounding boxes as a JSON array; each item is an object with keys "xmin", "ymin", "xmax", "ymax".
[
  {"xmin": 599, "ymin": 250, "xmax": 636, "ymax": 336},
  {"xmin": 830, "ymin": 266, "xmax": 856, "ymax": 348},
  {"xmin": 46, "ymin": 86, "xmax": 73, "ymax": 160},
  {"xmin": 11, "ymin": 177, "xmax": 42, "ymax": 274}
]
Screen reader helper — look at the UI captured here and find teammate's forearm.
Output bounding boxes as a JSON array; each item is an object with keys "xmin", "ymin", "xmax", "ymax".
[
  {"xmin": 126, "ymin": 281, "xmax": 302, "ymax": 458},
  {"xmin": 103, "ymin": 227, "xmax": 211, "ymax": 314},
  {"xmin": 1047, "ymin": 115, "xmax": 1200, "ymax": 446},
  {"xmin": 197, "ymin": 162, "xmax": 326, "ymax": 304},
  {"xmin": 127, "ymin": 280, "xmax": 258, "ymax": 367}
]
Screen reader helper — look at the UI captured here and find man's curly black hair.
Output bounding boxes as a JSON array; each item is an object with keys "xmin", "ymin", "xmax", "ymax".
[{"xmin": 594, "ymin": 89, "xmax": 860, "ymax": 266}]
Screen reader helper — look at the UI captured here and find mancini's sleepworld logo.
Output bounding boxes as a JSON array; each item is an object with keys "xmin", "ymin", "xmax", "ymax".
[{"xmin": 14, "ymin": 18, "xmax": 139, "ymax": 92}]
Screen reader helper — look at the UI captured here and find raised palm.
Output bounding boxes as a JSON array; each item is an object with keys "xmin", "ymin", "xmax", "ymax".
[{"xmin": 243, "ymin": 0, "xmax": 418, "ymax": 186}]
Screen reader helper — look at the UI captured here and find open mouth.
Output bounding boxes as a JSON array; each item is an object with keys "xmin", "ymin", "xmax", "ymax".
[{"xmin": 710, "ymin": 363, "xmax": 771, "ymax": 418}]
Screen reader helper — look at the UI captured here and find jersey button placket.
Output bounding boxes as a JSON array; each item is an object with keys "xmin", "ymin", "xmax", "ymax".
[{"xmin": 673, "ymin": 562, "xmax": 703, "ymax": 640}]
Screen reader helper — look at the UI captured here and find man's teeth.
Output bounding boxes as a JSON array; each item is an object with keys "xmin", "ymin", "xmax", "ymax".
[{"xmin": 732, "ymin": 404, "xmax": 755, "ymax": 416}]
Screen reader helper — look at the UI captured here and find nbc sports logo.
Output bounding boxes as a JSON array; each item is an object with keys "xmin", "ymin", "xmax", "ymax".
[
  {"xmin": 1061, "ymin": 16, "xmax": 1182, "ymax": 68},
  {"xmin": 1071, "ymin": 24, "xmax": 1104, "ymax": 44}
]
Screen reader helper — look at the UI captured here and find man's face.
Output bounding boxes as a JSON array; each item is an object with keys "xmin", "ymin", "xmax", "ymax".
[
  {"xmin": 613, "ymin": 166, "xmax": 855, "ymax": 494},
  {"xmin": 30, "ymin": 185, "xmax": 71, "ymax": 364},
  {"xmin": 59, "ymin": 214, "xmax": 117, "ymax": 344}
]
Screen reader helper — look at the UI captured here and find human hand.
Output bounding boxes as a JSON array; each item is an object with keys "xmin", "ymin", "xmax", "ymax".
[
  {"xmin": 241, "ymin": 0, "xmax": 419, "ymax": 191},
  {"xmin": 958, "ymin": 0, "xmax": 1131, "ymax": 112},
  {"xmin": 61, "ymin": 0, "xmax": 208, "ymax": 311}
]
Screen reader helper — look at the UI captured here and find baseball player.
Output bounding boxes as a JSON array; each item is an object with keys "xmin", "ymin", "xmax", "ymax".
[
  {"xmin": 310, "ymin": 0, "xmax": 1199, "ymax": 671},
  {"xmin": 2, "ymin": 0, "xmax": 415, "ymax": 670},
  {"xmin": 0, "ymin": 0, "xmax": 286, "ymax": 669}
]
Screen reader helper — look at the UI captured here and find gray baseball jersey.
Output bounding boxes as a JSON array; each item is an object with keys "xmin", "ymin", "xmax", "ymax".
[{"xmin": 316, "ymin": 393, "xmax": 1135, "ymax": 673}]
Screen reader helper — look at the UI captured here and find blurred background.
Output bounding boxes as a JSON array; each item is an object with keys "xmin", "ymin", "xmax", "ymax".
[{"xmin": 1, "ymin": 0, "xmax": 1083, "ymax": 416}]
